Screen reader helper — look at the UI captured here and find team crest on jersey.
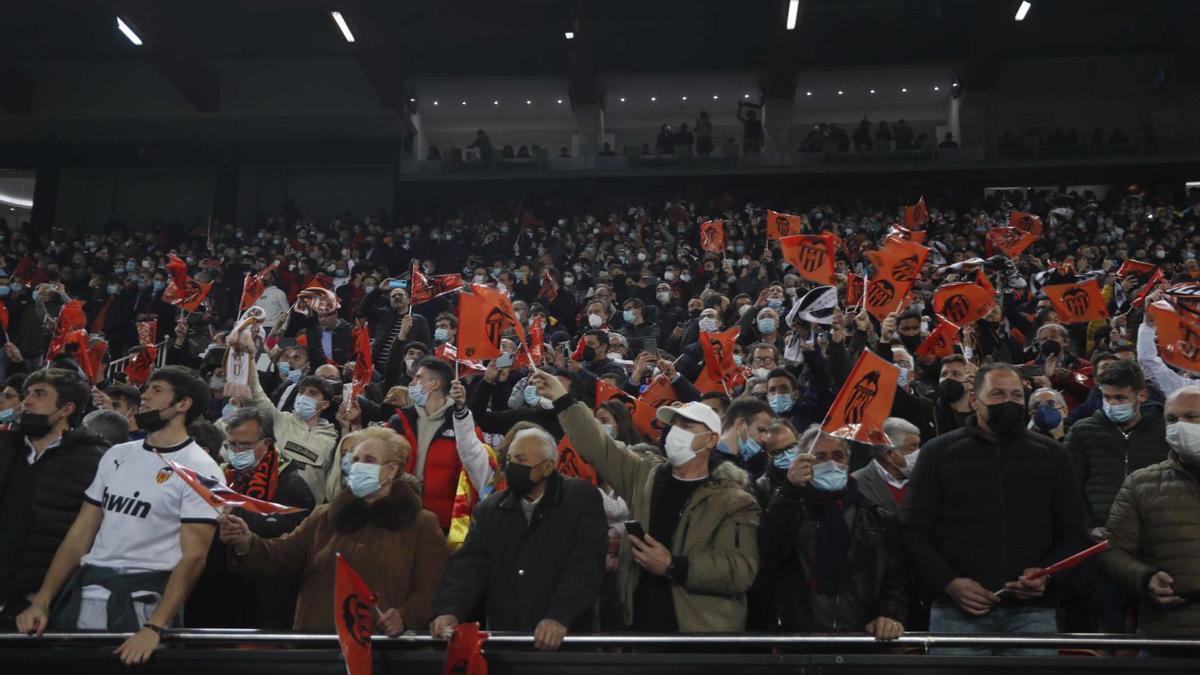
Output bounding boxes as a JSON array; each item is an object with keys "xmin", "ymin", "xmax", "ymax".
[{"xmin": 156, "ymin": 467, "xmax": 174, "ymax": 484}]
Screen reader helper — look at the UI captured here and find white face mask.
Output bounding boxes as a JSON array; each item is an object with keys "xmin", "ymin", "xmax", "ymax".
[
  {"xmin": 1166, "ymin": 420, "xmax": 1200, "ymax": 462},
  {"xmin": 664, "ymin": 426, "xmax": 701, "ymax": 467},
  {"xmin": 901, "ymin": 448, "xmax": 921, "ymax": 475},
  {"xmin": 587, "ymin": 313, "xmax": 604, "ymax": 328}
]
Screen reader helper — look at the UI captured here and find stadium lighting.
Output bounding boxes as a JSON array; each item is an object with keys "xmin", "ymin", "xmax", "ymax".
[
  {"xmin": 869, "ymin": 89, "xmax": 876, "ymax": 94},
  {"xmin": 934, "ymin": 85, "xmax": 941, "ymax": 91},
  {"xmin": 461, "ymin": 100, "xmax": 467, "ymax": 105},
  {"xmin": 0, "ymin": 192, "xmax": 33, "ymax": 208},
  {"xmin": 681, "ymin": 95, "xmax": 688, "ymax": 101},
  {"xmin": 526, "ymin": 99, "xmax": 532, "ymax": 104},
  {"xmin": 116, "ymin": 17, "xmax": 143, "ymax": 46},
  {"xmin": 1015, "ymin": 1, "xmax": 1032, "ymax": 21},
  {"xmin": 620, "ymin": 97, "xmax": 626, "ymax": 102},
  {"xmin": 433, "ymin": 101, "xmax": 439, "ymax": 105},
  {"xmin": 743, "ymin": 93, "xmax": 750, "ymax": 98},
  {"xmin": 805, "ymin": 91, "xmax": 812, "ymax": 96},
  {"xmin": 837, "ymin": 90, "xmax": 844, "ymax": 95},
  {"xmin": 564, "ymin": 31, "xmax": 575, "ymax": 40},
  {"xmin": 330, "ymin": 11, "xmax": 355, "ymax": 43},
  {"xmin": 901, "ymin": 87, "xmax": 907, "ymax": 93},
  {"xmin": 786, "ymin": 0, "xmax": 800, "ymax": 30},
  {"xmin": 556, "ymin": 99, "xmax": 563, "ymax": 104},
  {"xmin": 650, "ymin": 96, "xmax": 657, "ymax": 101},
  {"xmin": 493, "ymin": 100, "xmax": 499, "ymax": 105},
  {"xmin": 712, "ymin": 94, "xmax": 719, "ymax": 99}
]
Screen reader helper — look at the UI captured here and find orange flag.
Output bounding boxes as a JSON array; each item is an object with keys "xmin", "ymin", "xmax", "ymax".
[
  {"xmin": 915, "ymin": 320, "xmax": 960, "ymax": 359},
  {"xmin": 886, "ymin": 224, "xmax": 926, "ymax": 246},
  {"xmin": 238, "ymin": 266, "xmax": 272, "ymax": 312},
  {"xmin": 902, "ymin": 196, "xmax": 928, "ymax": 230},
  {"xmin": 594, "ymin": 379, "xmax": 631, "ymax": 407},
  {"xmin": 820, "ymin": 349, "xmax": 898, "ymax": 446},
  {"xmin": 694, "ymin": 367, "xmax": 746, "ymax": 394},
  {"xmin": 1009, "ymin": 210, "xmax": 1044, "ymax": 237},
  {"xmin": 974, "ymin": 268, "xmax": 996, "ymax": 298},
  {"xmin": 863, "ymin": 237, "xmax": 929, "ymax": 319},
  {"xmin": 457, "ymin": 284, "xmax": 525, "ymax": 361},
  {"xmin": 932, "ymin": 282, "xmax": 996, "ymax": 326},
  {"xmin": 699, "ymin": 219, "xmax": 725, "ymax": 253},
  {"xmin": 632, "ymin": 376, "xmax": 679, "ymax": 439},
  {"xmin": 335, "ymin": 553, "xmax": 377, "ymax": 675},
  {"xmin": 157, "ymin": 452, "xmax": 305, "ymax": 515},
  {"xmin": 349, "ymin": 319, "xmax": 373, "ymax": 400},
  {"xmin": 1147, "ymin": 300, "xmax": 1200, "ymax": 373},
  {"xmin": 845, "ymin": 273, "xmax": 865, "ymax": 307},
  {"xmin": 556, "ymin": 436, "xmax": 599, "ymax": 486},
  {"xmin": 780, "ymin": 234, "xmax": 838, "ymax": 285},
  {"xmin": 512, "ymin": 316, "xmax": 544, "ymax": 369},
  {"xmin": 699, "ymin": 326, "xmax": 739, "ymax": 382},
  {"xmin": 442, "ymin": 622, "xmax": 489, "ymax": 675},
  {"xmin": 0, "ymin": 300, "xmax": 8, "ymax": 333},
  {"xmin": 766, "ymin": 210, "xmax": 803, "ymax": 240},
  {"xmin": 986, "ymin": 227, "xmax": 1038, "ymax": 257},
  {"xmin": 1044, "ymin": 278, "xmax": 1109, "ymax": 324}
]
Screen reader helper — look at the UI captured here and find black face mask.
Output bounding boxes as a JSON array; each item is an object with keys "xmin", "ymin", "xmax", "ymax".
[
  {"xmin": 135, "ymin": 407, "xmax": 175, "ymax": 433},
  {"xmin": 504, "ymin": 461, "xmax": 538, "ymax": 496},
  {"xmin": 1040, "ymin": 340, "xmax": 1062, "ymax": 358},
  {"xmin": 900, "ymin": 334, "xmax": 923, "ymax": 353},
  {"xmin": 18, "ymin": 410, "xmax": 60, "ymax": 439},
  {"xmin": 580, "ymin": 347, "xmax": 598, "ymax": 363},
  {"xmin": 985, "ymin": 401, "xmax": 1027, "ymax": 438},
  {"xmin": 938, "ymin": 379, "xmax": 966, "ymax": 403}
]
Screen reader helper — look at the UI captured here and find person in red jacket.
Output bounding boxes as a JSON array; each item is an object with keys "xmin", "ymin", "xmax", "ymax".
[{"xmin": 389, "ymin": 357, "xmax": 493, "ymax": 530}]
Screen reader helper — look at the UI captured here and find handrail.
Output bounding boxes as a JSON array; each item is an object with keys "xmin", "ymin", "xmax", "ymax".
[
  {"xmin": 3, "ymin": 631, "xmax": 1199, "ymax": 650},
  {"xmin": 104, "ymin": 338, "xmax": 170, "ymax": 380}
]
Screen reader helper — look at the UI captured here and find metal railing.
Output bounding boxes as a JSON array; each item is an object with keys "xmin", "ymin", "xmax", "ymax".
[{"xmin": 103, "ymin": 338, "xmax": 170, "ymax": 381}]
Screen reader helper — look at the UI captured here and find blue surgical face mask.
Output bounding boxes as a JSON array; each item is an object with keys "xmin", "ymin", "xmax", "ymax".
[
  {"xmin": 293, "ymin": 394, "xmax": 320, "ymax": 420},
  {"xmin": 9, "ymin": 283, "xmax": 21, "ymax": 293},
  {"xmin": 1032, "ymin": 402, "xmax": 1062, "ymax": 431},
  {"xmin": 221, "ymin": 403, "xmax": 238, "ymax": 420},
  {"xmin": 434, "ymin": 328, "xmax": 450, "ymax": 343},
  {"xmin": 341, "ymin": 452, "xmax": 354, "ymax": 477},
  {"xmin": 408, "ymin": 381, "xmax": 429, "ymax": 407},
  {"xmin": 523, "ymin": 384, "xmax": 541, "ymax": 407},
  {"xmin": 897, "ymin": 368, "xmax": 910, "ymax": 388},
  {"xmin": 773, "ymin": 445, "xmax": 799, "ymax": 470},
  {"xmin": 106, "ymin": 284, "xmax": 119, "ymax": 295},
  {"xmin": 0, "ymin": 407, "xmax": 16, "ymax": 423},
  {"xmin": 0, "ymin": 286, "xmax": 9, "ymax": 298},
  {"xmin": 124, "ymin": 261, "xmax": 136, "ymax": 272},
  {"xmin": 347, "ymin": 461, "xmax": 386, "ymax": 498},
  {"xmin": 623, "ymin": 309, "xmax": 636, "ymax": 323},
  {"xmin": 227, "ymin": 447, "xmax": 257, "ymax": 471},
  {"xmin": 811, "ymin": 460, "xmax": 849, "ymax": 492},
  {"xmin": 600, "ymin": 423, "xmax": 616, "ymax": 438},
  {"xmin": 152, "ymin": 280, "xmax": 166, "ymax": 292},
  {"xmin": 1103, "ymin": 400, "xmax": 1136, "ymax": 424},
  {"xmin": 278, "ymin": 361, "xmax": 291, "ymax": 378},
  {"xmin": 733, "ymin": 354, "xmax": 743, "ymax": 366},
  {"xmin": 769, "ymin": 394, "xmax": 793, "ymax": 415},
  {"xmin": 738, "ymin": 426, "xmax": 763, "ymax": 460},
  {"xmin": 767, "ymin": 298, "xmax": 784, "ymax": 310},
  {"xmin": 757, "ymin": 318, "xmax": 777, "ymax": 334}
]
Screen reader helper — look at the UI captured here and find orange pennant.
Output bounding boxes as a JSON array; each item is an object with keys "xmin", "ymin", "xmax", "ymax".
[
  {"xmin": 863, "ymin": 237, "xmax": 929, "ymax": 319},
  {"xmin": 335, "ymin": 553, "xmax": 377, "ymax": 675},
  {"xmin": 845, "ymin": 273, "xmax": 865, "ymax": 307},
  {"xmin": 820, "ymin": 349, "xmax": 898, "ymax": 446},
  {"xmin": 1009, "ymin": 210, "xmax": 1044, "ymax": 237},
  {"xmin": 780, "ymin": 234, "xmax": 838, "ymax": 285},
  {"xmin": 456, "ymin": 284, "xmax": 525, "ymax": 361},
  {"xmin": 1044, "ymin": 278, "xmax": 1109, "ymax": 324},
  {"xmin": 902, "ymin": 196, "xmax": 928, "ymax": 230},
  {"xmin": 699, "ymin": 219, "xmax": 725, "ymax": 253},
  {"xmin": 699, "ymin": 326, "xmax": 740, "ymax": 382},
  {"xmin": 766, "ymin": 210, "xmax": 803, "ymax": 240},
  {"xmin": 915, "ymin": 320, "xmax": 960, "ymax": 359},
  {"xmin": 556, "ymin": 436, "xmax": 599, "ymax": 486},
  {"xmin": 349, "ymin": 319, "xmax": 373, "ymax": 400},
  {"xmin": 986, "ymin": 227, "xmax": 1038, "ymax": 257},
  {"xmin": 443, "ymin": 622, "xmax": 489, "ymax": 675},
  {"xmin": 632, "ymin": 376, "xmax": 678, "ymax": 439},
  {"xmin": 932, "ymin": 282, "xmax": 996, "ymax": 326}
]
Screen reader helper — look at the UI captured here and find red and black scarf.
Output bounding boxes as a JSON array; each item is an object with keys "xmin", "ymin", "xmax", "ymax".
[{"xmin": 224, "ymin": 444, "xmax": 280, "ymax": 501}]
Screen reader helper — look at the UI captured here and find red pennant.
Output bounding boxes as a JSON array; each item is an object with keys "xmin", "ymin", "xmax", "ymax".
[
  {"xmin": 632, "ymin": 376, "xmax": 678, "ymax": 439},
  {"xmin": 556, "ymin": 436, "xmax": 599, "ymax": 486},
  {"xmin": 158, "ymin": 452, "xmax": 305, "ymax": 515},
  {"xmin": 349, "ymin": 319, "xmax": 373, "ymax": 400},
  {"xmin": 0, "ymin": 300, "xmax": 8, "ymax": 333},
  {"xmin": 821, "ymin": 350, "xmax": 899, "ymax": 446},
  {"xmin": 124, "ymin": 344, "xmax": 158, "ymax": 386},
  {"xmin": 699, "ymin": 219, "xmax": 725, "ymax": 253},
  {"xmin": 136, "ymin": 320, "xmax": 158, "ymax": 346},
  {"xmin": 537, "ymin": 269, "xmax": 558, "ymax": 303},
  {"xmin": 239, "ymin": 266, "xmax": 274, "ymax": 312},
  {"xmin": 411, "ymin": 261, "xmax": 465, "ymax": 305},
  {"xmin": 442, "ymin": 622, "xmax": 489, "ymax": 675},
  {"xmin": 845, "ymin": 273, "xmax": 865, "ymax": 307},
  {"xmin": 513, "ymin": 316, "xmax": 545, "ymax": 369},
  {"xmin": 335, "ymin": 553, "xmax": 377, "ymax": 675},
  {"xmin": 433, "ymin": 343, "xmax": 487, "ymax": 377},
  {"xmin": 779, "ymin": 234, "xmax": 838, "ymax": 286},
  {"xmin": 699, "ymin": 326, "xmax": 739, "ymax": 382}
]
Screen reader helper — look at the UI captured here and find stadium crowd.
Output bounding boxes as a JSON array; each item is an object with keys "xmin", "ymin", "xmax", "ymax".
[{"xmin": 1, "ymin": 182, "xmax": 1200, "ymax": 664}]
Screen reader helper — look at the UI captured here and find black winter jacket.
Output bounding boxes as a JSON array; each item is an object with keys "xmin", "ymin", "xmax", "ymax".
[
  {"xmin": 1065, "ymin": 403, "xmax": 1168, "ymax": 527},
  {"xmin": 903, "ymin": 417, "xmax": 1088, "ymax": 604},
  {"xmin": 758, "ymin": 481, "xmax": 909, "ymax": 631}
]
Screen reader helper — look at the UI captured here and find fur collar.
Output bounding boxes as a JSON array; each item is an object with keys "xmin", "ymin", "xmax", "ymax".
[{"xmin": 329, "ymin": 473, "xmax": 423, "ymax": 533}]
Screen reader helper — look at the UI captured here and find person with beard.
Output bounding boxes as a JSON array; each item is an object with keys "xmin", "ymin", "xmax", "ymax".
[
  {"xmin": 757, "ymin": 425, "xmax": 909, "ymax": 639},
  {"xmin": 431, "ymin": 426, "xmax": 606, "ymax": 651},
  {"xmin": 903, "ymin": 363, "xmax": 1088, "ymax": 655},
  {"xmin": 218, "ymin": 426, "xmax": 445, "ymax": 635},
  {"xmin": 933, "ymin": 355, "xmax": 976, "ymax": 435},
  {"xmin": 15, "ymin": 366, "xmax": 219, "ymax": 666},
  {"xmin": 0, "ymin": 369, "xmax": 106, "ymax": 629}
]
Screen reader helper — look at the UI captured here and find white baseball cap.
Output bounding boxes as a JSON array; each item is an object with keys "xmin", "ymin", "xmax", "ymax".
[{"xmin": 656, "ymin": 401, "xmax": 722, "ymax": 435}]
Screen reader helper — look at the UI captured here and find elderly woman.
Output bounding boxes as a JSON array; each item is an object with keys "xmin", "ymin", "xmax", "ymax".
[
  {"xmin": 218, "ymin": 426, "xmax": 448, "ymax": 635},
  {"xmin": 1028, "ymin": 387, "xmax": 1068, "ymax": 440}
]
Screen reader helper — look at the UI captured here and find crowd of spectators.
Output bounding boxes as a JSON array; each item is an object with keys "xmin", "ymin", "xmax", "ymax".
[{"xmin": 1, "ymin": 181, "xmax": 1200, "ymax": 663}]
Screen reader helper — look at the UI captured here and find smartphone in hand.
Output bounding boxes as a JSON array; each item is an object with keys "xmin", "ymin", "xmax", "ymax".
[{"xmin": 624, "ymin": 520, "xmax": 646, "ymax": 540}]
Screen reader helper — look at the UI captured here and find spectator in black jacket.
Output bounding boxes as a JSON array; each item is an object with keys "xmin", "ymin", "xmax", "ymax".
[
  {"xmin": 714, "ymin": 396, "xmax": 773, "ymax": 478},
  {"xmin": 758, "ymin": 425, "xmax": 908, "ymax": 638},
  {"xmin": 431, "ymin": 425, "xmax": 606, "ymax": 651},
  {"xmin": 0, "ymin": 368, "xmax": 105, "ymax": 628},
  {"xmin": 903, "ymin": 363, "xmax": 1088, "ymax": 655},
  {"xmin": 359, "ymin": 286, "xmax": 431, "ymax": 373}
]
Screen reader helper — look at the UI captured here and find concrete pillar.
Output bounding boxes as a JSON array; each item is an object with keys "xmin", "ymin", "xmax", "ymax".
[
  {"xmin": 411, "ymin": 109, "xmax": 427, "ymax": 161},
  {"xmin": 574, "ymin": 102, "xmax": 604, "ymax": 157},
  {"xmin": 763, "ymin": 97, "xmax": 795, "ymax": 153}
]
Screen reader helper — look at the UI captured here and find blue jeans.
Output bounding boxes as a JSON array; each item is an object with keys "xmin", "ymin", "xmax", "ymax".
[{"xmin": 930, "ymin": 602, "xmax": 1058, "ymax": 656}]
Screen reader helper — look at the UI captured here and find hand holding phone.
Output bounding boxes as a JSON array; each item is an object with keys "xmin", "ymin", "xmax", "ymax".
[
  {"xmin": 495, "ymin": 352, "xmax": 516, "ymax": 369},
  {"xmin": 624, "ymin": 520, "xmax": 646, "ymax": 540}
]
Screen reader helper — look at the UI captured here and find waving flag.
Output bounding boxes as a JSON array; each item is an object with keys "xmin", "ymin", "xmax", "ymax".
[
  {"xmin": 512, "ymin": 316, "xmax": 545, "ymax": 369},
  {"xmin": 699, "ymin": 219, "xmax": 725, "ymax": 253},
  {"xmin": 699, "ymin": 326, "xmax": 739, "ymax": 382},
  {"xmin": 780, "ymin": 234, "xmax": 838, "ymax": 285},
  {"xmin": 349, "ymin": 319, "xmax": 373, "ymax": 400},
  {"xmin": 335, "ymin": 553, "xmax": 377, "ymax": 675},
  {"xmin": 239, "ymin": 264, "xmax": 276, "ymax": 312},
  {"xmin": 434, "ymin": 343, "xmax": 487, "ymax": 377},
  {"xmin": 411, "ymin": 261, "xmax": 465, "ymax": 305},
  {"xmin": 162, "ymin": 254, "xmax": 213, "ymax": 312},
  {"xmin": 124, "ymin": 345, "xmax": 157, "ymax": 386},
  {"xmin": 457, "ymin": 284, "xmax": 525, "ymax": 361},
  {"xmin": 845, "ymin": 273, "xmax": 865, "ymax": 307},
  {"xmin": 537, "ymin": 269, "xmax": 558, "ymax": 303},
  {"xmin": 915, "ymin": 320, "xmax": 960, "ymax": 359},
  {"xmin": 820, "ymin": 350, "xmax": 898, "ymax": 446},
  {"xmin": 12, "ymin": 257, "xmax": 44, "ymax": 287},
  {"xmin": 864, "ymin": 237, "xmax": 929, "ymax": 319},
  {"xmin": 1044, "ymin": 278, "xmax": 1109, "ymax": 324},
  {"xmin": 1117, "ymin": 259, "xmax": 1164, "ymax": 309},
  {"xmin": 766, "ymin": 210, "xmax": 803, "ymax": 240},
  {"xmin": 158, "ymin": 452, "xmax": 303, "ymax": 515},
  {"xmin": 886, "ymin": 223, "xmax": 926, "ymax": 245},
  {"xmin": 0, "ymin": 300, "xmax": 8, "ymax": 333},
  {"xmin": 442, "ymin": 622, "xmax": 489, "ymax": 675},
  {"xmin": 632, "ymin": 376, "xmax": 679, "ymax": 439},
  {"xmin": 556, "ymin": 436, "xmax": 599, "ymax": 486},
  {"xmin": 1009, "ymin": 211, "xmax": 1044, "ymax": 237},
  {"xmin": 932, "ymin": 282, "xmax": 996, "ymax": 326},
  {"xmin": 986, "ymin": 227, "xmax": 1039, "ymax": 257},
  {"xmin": 902, "ymin": 196, "xmax": 929, "ymax": 230}
]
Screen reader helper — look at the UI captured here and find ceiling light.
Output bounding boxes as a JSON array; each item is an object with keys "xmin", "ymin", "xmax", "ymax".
[
  {"xmin": 651, "ymin": 96, "xmax": 657, "ymax": 101},
  {"xmin": 743, "ymin": 93, "xmax": 750, "ymax": 98},
  {"xmin": 116, "ymin": 17, "xmax": 143, "ymax": 46},
  {"xmin": 620, "ymin": 97, "xmax": 626, "ymax": 102},
  {"xmin": 712, "ymin": 94, "xmax": 719, "ymax": 99},
  {"xmin": 461, "ymin": 101, "xmax": 467, "ymax": 105},
  {"xmin": 330, "ymin": 11, "xmax": 355, "ymax": 43},
  {"xmin": 901, "ymin": 87, "xmax": 907, "ymax": 93},
  {"xmin": 0, "ymin": 191, "xmax": 33, "ymax": 208},
  {"xmin": 526, "ymin": 99, "xmax": 532, "ymax": 104},
  {"xmin": 493, "ymin": 100, "xmax": 499, "ymax": 105},
  {"xmin": 805, "ymin": 90, "xmax": 812, "ymax": 96},
  {"xmin": 786, "ymin": 0, "xmax": 800, "ymax": 30},
  {"xmin": 556, "ymin": 99, "xmax": 563, "ymax": 104},
  {"xmin": 934, "ymin": 85, "xmax": 940, "ymax": 91},
  {"xmin": 433, "ymin": 101, "xmax": 439, "ymax": 105},
  {"xmin": 837, "ymin": 90, "xmax": 844, "ymax": 95},
  {"xmin": 564, "ymin": 31, "xmax": 575, "ymax": 40},
  {"xmin": 1015, "ymin": 1, "xmax": 1032, "ymax": 21},
  {"xmin": 409, "ymin": 98, "xmax": 415, "ymax": 102},
  {"xmin": 681, "ymin": 95, "xmax": 688, "ymax": 101},
  {"xmin": 869, "ymin": 89, "xmax": 876, "ymax": 94}
]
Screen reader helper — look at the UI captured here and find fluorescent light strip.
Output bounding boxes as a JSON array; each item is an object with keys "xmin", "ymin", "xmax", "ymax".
[
  {"xmin": 1015, "ymin": 1, "xmax": 1032, "ymax": 21},
  {"xmin": 331, "ymin": 11, "xmax": 355, "ymax": 43},
  {"xmin": 0, "ymin": 192, "xmax": 33, "ymax": 209},
  {"xmin": 116, "ymin": 17, "xmax": 143, "ymax": 46},
  {"xmin": 786, "ymin": 0, "xmax": 800, "ymax": 30}
]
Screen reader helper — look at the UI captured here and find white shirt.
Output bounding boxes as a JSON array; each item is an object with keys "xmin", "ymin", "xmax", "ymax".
[
  {"xmin": 872, "ymin": 458, "xmax": 908, "ymax": 490},
  {"xmin": 81, "ymin": 438, "xmax": 224, "ymax": 573},
  {"xmin": 253, "ymin": 286, "xmax": 290, "ymax": 330},
  {"xmin": 25, "ymin": 434, "xmax": 63, "ymax": 465},
  {"xmin": 1137, "ymin": 322, "xmax": 1200, "ymax": 398}
]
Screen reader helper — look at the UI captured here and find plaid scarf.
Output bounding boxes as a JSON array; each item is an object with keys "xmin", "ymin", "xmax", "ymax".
[{"xmin": 224, "ymin": 444, "xmax": 280, "ymax": 501}]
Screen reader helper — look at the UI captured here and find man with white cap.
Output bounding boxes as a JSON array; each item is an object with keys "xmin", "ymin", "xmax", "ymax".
[{"xmin": 530, "ymin": 371, "xmax": 760, "ymax": 632}]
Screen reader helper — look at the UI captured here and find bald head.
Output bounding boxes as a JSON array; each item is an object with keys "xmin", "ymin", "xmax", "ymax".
[{"xmin": 1165, "ymin": 386, "xmax": 1200, "ymax": 425}]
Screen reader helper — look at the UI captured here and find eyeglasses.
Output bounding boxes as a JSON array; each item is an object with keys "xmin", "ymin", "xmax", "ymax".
[{"xmin": 223, "ymin": 440, "xmax": 265, "ymax": 453}]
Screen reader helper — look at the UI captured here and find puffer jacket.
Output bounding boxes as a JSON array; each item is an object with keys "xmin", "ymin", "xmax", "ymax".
[
  {"xmin": 1102, "ymin": 454, "xmax": 1200, "ymax": 636},
  {"xmin": 555, "ymin": 397, "xmax": 760, "ymax": 631},
  {"xmin": 1064, "ymin": 403, "xmax": 1168, "ymax": 527},
  {"xmin": 758, "ymin": 480, "xmax": 908, "ymax": 631}
]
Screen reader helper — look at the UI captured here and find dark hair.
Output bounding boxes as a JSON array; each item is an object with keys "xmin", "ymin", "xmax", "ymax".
[
  {"xmin": 414, "ymin": 356, "xmax": 453, "ymax": 394},
  {"xmin": 722, "ymin": 396, "xmax": 774, "ymax": 430},
  {"xmin": 1097, "ymin": 358, "xmax": 1146, "ymax": 392},
  {"xmin": 623, "ymin": 297, "xmax": 645, "ymax": 312},
  {"xmin": 4, "ymin": 373, "xmax": 26, "ymax": 394},
  {"xmin": 598, "ymin": 399, "xmax": 641, "ymax": 445},
  {"xmin": 434, "ymin": 312, "xmax": 458, "ymax": 329},
  {"xmin": 145, "ymin": 365, "xmax": 211, "ymax": 425},
  {"xmin": 898, "ymin": 310, "xmax": 923, "ymax": 324},
  {"xmin": 584, "ymin": 329, "xmax": 610, "ymax": 346},
  {"xmin": 297, "ymin": 375, "xmax": 336, "ymax": 402},
  {"xmin": 225, "ymin": 406, "xmax": 275, "ymax": 440},
  {"xmin": 749, "ymin": 342, "xmax": 779, "ymax": 358},
  {"xmin": 941, "ymin": 354, "xmax": 968, "ymax": 368},
  {"xmin": 105, "ymin": 383, "xmax": 141, "ymax": 410},
  {"xmin": 972, "ymin": 362, "xmax": 1022, "ymax": 395},
  {"xmin": 1090, "ymin": 349, "xmax": 1116, "ymax": 366},
  {"xmin": 765, "ymin": 368, "xmax": 798, "ymax": 389},
  {"xmin": 25, "ymin": 368, "xmax": 92, "ymax": 427},
  {"xmin": 701, "ymin": 391, "xmax": 731, "ymax": 410},
  {"xmin": 401, "ymin": 341, "xmax": 430, "ymax": 356},
  {"xmin": 187, "ymin": 420, "xmax": 226, "ymax": 462}
]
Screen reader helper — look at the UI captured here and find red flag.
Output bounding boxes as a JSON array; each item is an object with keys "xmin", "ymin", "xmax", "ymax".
[
  {"xmin": 863, "ymin": 237, "xmax": 929, "ymax": 319},
  {"xmin": 974, "ymin": 268, "xmax": 996, "ymax": 298},
  {"xmin": 902, "ymin": 196, "xmax": 928, "ymax": 230},
  {"xmin": 632, "ymin": 376, "xmax": 678, "ymax": 439},
  {"xmin": 699, "ymin": 326, "xmax": 739, "ymax": 382},
  {"xmin": 766, "ymin": 210, "xmax": 803, "ymax": 240},
  {"xmin": 932, "ymin": 282, "xmax": 996, "ymax": 326},
  {"xmin": 433, "ymin": 343, "xmax": 487, "ymax": 377},
  {"xmin": 986, "ymin": 227, "xmax": 1038, "ymax": 257},
  {"xmin": 0, "ymin": 300, "xmax": 8, "ymax": 333},
  {"xmin": 1044, "ymin": 278, "xmax": 1109, "ymax": 324},
  {"xmin": 80, "ymin": 336, "xmax": 108, "ymax": 384},
  {"xmin": 537, "ymin": 269, "xmax": 558, "ymax": 303},
  {"xmin": 124, "ymin": 344, "xmax": 158, "ymax": 386},
  {"xmin": 163, "ymin": 255, "xmax": 212, "ymax": 312},
  {"xmin": 59, "ymin": 299, "xmax": 87, "ymax": 333},
  {"xmin": 513, "ymin": 316, "xmax": 545, "ymax": 369},
  {"xmin": 335, "ymin": 553, "xmax": 377, "ymax": 675},
  {"xmin": 157, "ymin": 452, "xmax": 305, "ymax": 515},
  {"xmin": 886, "ymin": 224, "xmax": 927, "ymax": 246},
  {"xmin": 594, "ymin": 379, "xmax": 631, "ymax": 407},
  {"xmin": 779, "ymin": 234, "xmax": 838, "ymax": 285},
  {"xmin": 411, "ymin": 261, "xmax": 465, "ymax": 306},
  {"xmin": 12, "ymin": 256, "xmax": 43, "ymax": 286},
  {"xmin": 239, "ymin": 266, "xmax": 274, "ymax": 312},
  {"xmin": 349, "ymin": 320, "xmax": 373, "ymax": 400},
  {"xmin": 1117, "ymin": 260, "xmax": 1164, "ymax": 309},
  {"xmin": 699, "ymin": 219, "xmax": 725, "ymax": 253},
  {"xmin": 136, "ymin": 320, "xmax": 158, "ymax": 346},
  {"xmin": 915, "ymin": 320, "xmax": 960, "ymax": 359},
  {"xmin": 845, "ymin": 273, "xmax": 865, "ymax": 307},
  {"xmin": 1009, "ymin": 211, "xmax": 1044, "ymax": 237},
  {"xmin": 556, "ymin": 436, "xmax": 599, "ymax": 486},
  {"xmin": 457, "ymin": 284, "xmax": 525, "ymax": 361},
  {"xmin": 1147, "ymin": 300, "xmax": 1200, "ymax": 373},
  {"xmin": 694, "ymin": 367, "xmax": 747, "ymax": 394},
  {"xmin": 442, "ymin": 622, "xmax": 489, "ymax": 675},
  {"xmin": 820, "ymin": 350, "xmax": 899, "ymax": 446}
]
